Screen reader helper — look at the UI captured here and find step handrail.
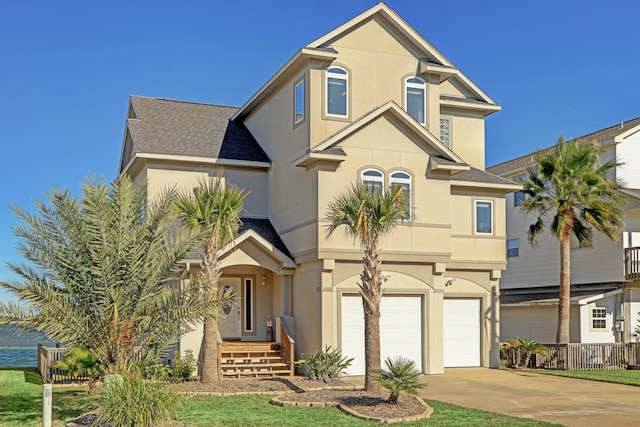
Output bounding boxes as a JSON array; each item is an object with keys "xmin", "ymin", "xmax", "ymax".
[{"xmin": 279, "ymin": 317, "xmax": 295, "ymax": 376}]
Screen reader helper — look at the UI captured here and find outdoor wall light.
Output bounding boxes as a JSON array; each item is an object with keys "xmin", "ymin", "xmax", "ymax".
[{"xmin": 261, "ymin": 274, "xmax": 267, "ymax": 286}]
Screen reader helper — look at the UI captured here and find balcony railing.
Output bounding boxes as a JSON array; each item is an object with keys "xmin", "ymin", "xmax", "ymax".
[{"xmin": 625, "ymin": 247, "xmax": 640, "ymax": 280}]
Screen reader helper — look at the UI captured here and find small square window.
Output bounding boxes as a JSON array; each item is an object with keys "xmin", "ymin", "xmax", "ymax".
[
  {"xmin": 294, "ymin": 79, "xmax": 304, "ymax": 125},
  {"xmin": 591, "ymin": 308, "xmax": 607, "ymax": 329},
  {"xmin": 507, "ymin": 239, "xmax": 519, "ymax": 257},
  {"xmin": 514, "ymin": 191, "xmax": 526, "ymax": 206}
]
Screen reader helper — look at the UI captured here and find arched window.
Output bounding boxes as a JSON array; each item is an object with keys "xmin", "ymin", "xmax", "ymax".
[
  {"xmin": 390, "ymin": 171, "xmax": 411, "ymax": 217},
  {"xmin": 326, "ymin": 66, "xmax": 348, "ymax": 117},
  {"xmin": 405, "ymin": 77, "xmax": 426, "ymax": 125},
  {"xmin": 361, "ymin": 169, "xmax": 383, "ymax": 193}
]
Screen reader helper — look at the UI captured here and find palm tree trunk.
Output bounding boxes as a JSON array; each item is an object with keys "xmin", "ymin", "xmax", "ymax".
[
  {"xmin": 556, "ymin": 235, "xmax": 571, "ymax": 344},
  {"xmin": 362, "ymin": 243, "xmax": 382, "ymax": 391},
  {"xmin": 201, "ymin": 237, "xmax": 221, "ymax": 383}
]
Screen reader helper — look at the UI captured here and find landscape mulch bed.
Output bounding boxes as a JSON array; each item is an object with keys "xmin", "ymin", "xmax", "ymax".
[{"xmin": 171, "ymin": 377, "xmax": 353, "ymax": 394}]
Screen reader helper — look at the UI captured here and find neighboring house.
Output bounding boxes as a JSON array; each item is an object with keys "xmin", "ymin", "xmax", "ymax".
[
  {"xmin": 488, "ymin": 118, "xmax": 640, "ymax": 344},
  {"xmin": 118, "ymin": 2, "xmax": 518, "ymax": 375}
]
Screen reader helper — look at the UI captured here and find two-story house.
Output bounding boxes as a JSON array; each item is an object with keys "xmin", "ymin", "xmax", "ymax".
[
  {"xmin": 488, "ymin": 118, "xmax": 640, "ymax": 344},
  {"xmin": 118, "ymin": 2, "xmax": 518, "ymax": 376}
]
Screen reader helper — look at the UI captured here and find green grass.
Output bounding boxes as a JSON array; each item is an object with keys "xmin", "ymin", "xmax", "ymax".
[
  {"xmin": 0, "ymin": 369, "xmax": 558, "ymax": 426},
  {"xmin": 527, "ymin": 368, "xmax": 640, "ymax": 386},
  {"xmin": 178, "ymin": 395, "xmax": 559, "ymax": 426},
  {"xmin": 0, "ymin": 368, "xmax": 98, "ymax": 427}
]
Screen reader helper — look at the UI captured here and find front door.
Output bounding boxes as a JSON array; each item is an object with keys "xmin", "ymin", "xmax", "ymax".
[{"xmin": 218, "ymin": 278, "xmax": 242, "ymax": 338}]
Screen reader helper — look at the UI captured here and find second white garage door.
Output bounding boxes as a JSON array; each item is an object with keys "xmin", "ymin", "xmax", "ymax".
[
  {"xmin": 341, "ymin": 294, "xmax": 423, "ymax": 376},
  {"xmin": 443, "ymin": 298, "xmax": 481, "ymax": 367}
]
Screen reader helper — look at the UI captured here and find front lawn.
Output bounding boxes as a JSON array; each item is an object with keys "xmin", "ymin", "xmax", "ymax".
[
  {"xmin": 0, "ymin": 369, "xmax": 559, "ymax": 426},
  {"xmin": 0, "ymin": 368, "xmax": 97, "ymax": 427},
  {"xmin": 528, "ymin": 368, "xmax": 640, "ymax": 386}
]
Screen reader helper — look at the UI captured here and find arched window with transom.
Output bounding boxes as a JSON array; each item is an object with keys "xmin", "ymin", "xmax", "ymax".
[
  {"xmin": 390, "ymin": 171, "xmax": 411, "ymax": 217},
  {"xmin": 326, "ymin": 66, "xmax": 348, "ymax": 117},
  {"xmin": 405, "ymin": 77, "xmax": 426, "ymax": 125},
  {"xmin": 361, "ymin": 168, "xmax": 384, "ymax": 193}
]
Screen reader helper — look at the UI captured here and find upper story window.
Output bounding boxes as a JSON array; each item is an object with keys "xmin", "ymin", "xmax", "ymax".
[
  {"xmin": 591, "ymin": 308, "xmax": 607, "ymax": 330},
  {"xmin": 440, "ymin": 118, "xmax": 451, "ymax": 147},
  {"xmin": 390, "ymin": 171, "xmax": 411, "ymax": 217},
  {"xmin": 513, "ymin": 174, "xmax": 527, "ymax": 206},
  {"xmin": 475, "ymin": 200, "xmax": 493, "ymax": 234},
  {"xmin": 405, "ymin": 77, "xmax": 426, "ymax": 125},
  {"xmin": 294, "ymin": 79, "xmax": 305, "ymax": 125},
  {"xmin": 361, "ymin": 169, "xmax": 383, "ymax": 193},
  {"xmin": 326, "ymin": 66, "xmax": 348, "ymax": 117},
  {"xmin": 507, "ymin": 239, "xmax": 519, "ymax": 257}
]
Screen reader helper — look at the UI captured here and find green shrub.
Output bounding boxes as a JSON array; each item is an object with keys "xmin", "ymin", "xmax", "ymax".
[
  {"xmin": 52, "ymin": 347, "xmax": 104, "ymax": 394},
  {"xmin": 144, "ymin": 362, "xmax": 173, "ymax": 381},
  {"xmin": 296, "ymin": 345, "xmax": 353, "ymax": 383},
  {"xmin": 98, "ymin": 373, "xmax": 181, "ymax": 426},
  {"xmin": 373, "ymin": 356, "xmax": 423, "ymax": 404},
  {"xmin": 173, "ymin": 349, "xmax": 197, "ymax": 380}
]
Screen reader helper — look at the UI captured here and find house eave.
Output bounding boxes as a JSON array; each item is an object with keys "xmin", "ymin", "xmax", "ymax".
[
  {"xmin": 293, "ymin": 151, "xmax": 346, "ymax": 168},
  {"xmin": 440, "ymin": 97, "xmax": 502, "ymax": 116},
  {"xmin": 134, "ymin": 152, "xmax": 271, "ymax": 169}
]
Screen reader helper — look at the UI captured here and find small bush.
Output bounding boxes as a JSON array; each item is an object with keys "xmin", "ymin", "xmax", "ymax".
[
  {"xmin": 373, "ymin": 356, "xmax": 423, "ymax": 404},
  {"xmin": 296, "ymin": 345, "xmax": 353, "ymax": 383},
  {"xmin": 173, "ymin": 349, "xmax": 197, "ymax": 380},
  {"xmin": 144, "ymin": 362, "xmax": 173, "ymax": 381},
  {"xmin": 98, "ymin": 373, "xmax": 181, "ymax": 426}
]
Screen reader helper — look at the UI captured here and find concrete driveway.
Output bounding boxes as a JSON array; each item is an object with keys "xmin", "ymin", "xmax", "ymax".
[{"xmin": 423, "ymin": 368, "xmax": 640, "ymax": 426}]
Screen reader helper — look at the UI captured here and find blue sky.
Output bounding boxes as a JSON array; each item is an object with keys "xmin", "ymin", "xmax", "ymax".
[{"xmin": 1, "ymin": 0, "xmax": 639, "ymax": 302}]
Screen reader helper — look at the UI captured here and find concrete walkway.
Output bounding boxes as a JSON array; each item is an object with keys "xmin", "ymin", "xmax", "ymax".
[{"xmin": 422, "ymin": 368, "xmax": 640, "ymax": 426}]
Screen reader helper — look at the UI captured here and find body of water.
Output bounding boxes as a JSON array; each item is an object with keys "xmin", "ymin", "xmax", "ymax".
[{"xmin": 0, "ymin": 326, "xmax": 53, "ymax": 368}]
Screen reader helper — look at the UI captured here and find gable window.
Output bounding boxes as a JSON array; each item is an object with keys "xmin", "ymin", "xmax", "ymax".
[
  {"xmin": 361, "ymin": 169, "xmax": 384, "ymax": 193},
  {"xmin": 294, "ymin": 79, "xmax": 305, "ymax": 125},
  {"xmin": 507, "ymin": 239, "xmax": 519, "ymax": 257},
  {"xmin": 440, "ymin": 118, "xmax": 451, "ymax": 147},
  {"xmin": 591, "ymin": 308, "xmax": 607, "ymax": 330},
  {"xmin": 390, "ymin": 171, "xmax": 411, "ymax": 217},
  {"xmin": 326, "ymin": 66, "xmax": 348, "ymax": 117},
  {"xmin": 405, "ymin": 77, "xmax": 426, "ymax": 125},
  {"xmin": 475, "ymin": 200, "xmax": 493, "ymax": 234}
]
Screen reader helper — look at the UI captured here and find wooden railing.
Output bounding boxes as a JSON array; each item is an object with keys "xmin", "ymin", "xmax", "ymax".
[
  {"xmin": 625, "ymin": 247, "xmax": 640, "ymax": 280},
  {"xmin": 37, "ymin": 345, "xmax": 84, "ymax": 383},
  {"xmin": 501, "ymin": 342, "xmax": 640, "ymax": 371},
  {"xmin": 279, "ymin": 317, "xmax": 295, "ymax": 377}
]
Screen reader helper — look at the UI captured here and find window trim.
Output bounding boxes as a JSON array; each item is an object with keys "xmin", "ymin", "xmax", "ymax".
[
  {"xmin": 404, "ymin": 76, "xmax": 427, "ymax": 125},
  {"xmin": 294, "ymin": 78, "xmax": 305, "ymax": 126},
  {"xmin": 325, "ymin": 66, "xmax": 349, "ymax": 118},
  {"xmin": 390, "ymin": 170, "xmax": 412, "ymax": 219},
  {"xmin": 474, "ymin": 200, "xmax": 494, "ymax": 235},
  {"xmin": 361, "ymin": 168, "xmax": 384, "ymax": 192},
  {"xmin": 507, "ymin": 238, "xmax": 519, "ymax": 258},
  {"xmin": 591, "ymin": 307, "xmax": 607, "ymax": 331}
]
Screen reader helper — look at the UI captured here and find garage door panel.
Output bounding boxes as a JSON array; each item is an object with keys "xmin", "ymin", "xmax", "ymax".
[
  {"xmin": 443, "ymin": 299, "xmax": 480, "ymax": 367},
  {"xmin": 341, "ymin": 295, "xmax": 422, "ymax": 376}
]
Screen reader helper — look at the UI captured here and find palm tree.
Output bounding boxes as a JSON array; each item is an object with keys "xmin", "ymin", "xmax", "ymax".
[
  {"xmin": 503, "ymin": 337, "xmax": 547, "ymax": 369},
  {"xmin": 0, "ymin": 175, "xmax": 226, "ymax": 374},
  {"xmin": 175, "ymin": 173, "xmax": 248, "ymax": 383},
  {"xmin": 325, "ymin": 182, "xmax": 410, "ymax": 391},
  {"xmin": 521, "ymin": 138, "xmax": 624, "ymax": 343},
  {"xmin": 373, "ymin": 356, "xmax": 424, "ymax": 404},
  {"xmin": 53, "ymin": 347, "xmax": 104, "ymax": 394}
]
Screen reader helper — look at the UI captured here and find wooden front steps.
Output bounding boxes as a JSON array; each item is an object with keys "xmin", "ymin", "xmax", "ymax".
[{"xmin": 219, "ymin": 342, "xmax": 293, "ymax": 378}]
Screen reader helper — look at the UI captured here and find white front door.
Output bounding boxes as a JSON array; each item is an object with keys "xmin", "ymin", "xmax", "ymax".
[{"xmin": 218, "ymin": 278, "xmax": 241, "ymax": 338}]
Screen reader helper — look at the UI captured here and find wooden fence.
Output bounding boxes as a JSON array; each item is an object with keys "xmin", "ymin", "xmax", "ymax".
[
  {"xmin": 37, "ymin": 345, "xmax": 90, "ymax": 383},
  {"xmin": 501, "ymin": 342, "xmax": 640, "ymax": 371}
]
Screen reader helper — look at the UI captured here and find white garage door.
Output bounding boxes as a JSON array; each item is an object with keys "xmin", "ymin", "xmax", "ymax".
[
  {"xmin": 341, "ymin": 294, "xmax": 423, "ymax": 376},
  {"xmin": 443, "ymin": 298, "xmax": 481, "ymax": 367}
]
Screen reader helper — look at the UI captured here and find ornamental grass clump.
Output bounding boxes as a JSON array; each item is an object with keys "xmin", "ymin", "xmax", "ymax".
[
  {"xmin": 373, "ymin": 356, "xmax": 424, "ymax": 404},
  {"xmin": 297, "ymin": 345, "xmax": 353, "ymax": 383}
]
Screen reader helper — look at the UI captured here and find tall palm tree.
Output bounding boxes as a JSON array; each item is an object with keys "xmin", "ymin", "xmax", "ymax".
[
  {"xmin": 175, "ymin": 173, "xmax": 248, "ymax": 383},
  {"xmin": 0, "ymin": 175, "xmax": 225, "ymax": 374},
  {"xmin": 521, "ymin": 138, "xmax": 624, "ymax": 343},
  {"xmin": 325, "ymin": 182, "xmax": 410, "ymax": 391}
]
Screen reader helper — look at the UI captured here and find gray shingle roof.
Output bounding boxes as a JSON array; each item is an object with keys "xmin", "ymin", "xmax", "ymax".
[
  {"xmin": 487, "ymin": 117, "xmax": 640, "ymax": 176},
  {"xmin": 238, "ymin": 218, "xmax": 293, "ymax": 260},
  {"xmin": 127, "ymin": 96, "xmax": 269, "ymax": 162},
  {"xmin": 450, "ymin": 166, "xmax": 519, "ymax": 186}
]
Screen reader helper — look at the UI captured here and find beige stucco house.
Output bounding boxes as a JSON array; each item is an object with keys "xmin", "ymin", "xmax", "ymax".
[
  {"xmin": 118, "ymin": 2, "xmax": 518, "ymax": 376},
  {"xmin": 488, "ymin": 118, "xmax": 640, "ymax": 344}
]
